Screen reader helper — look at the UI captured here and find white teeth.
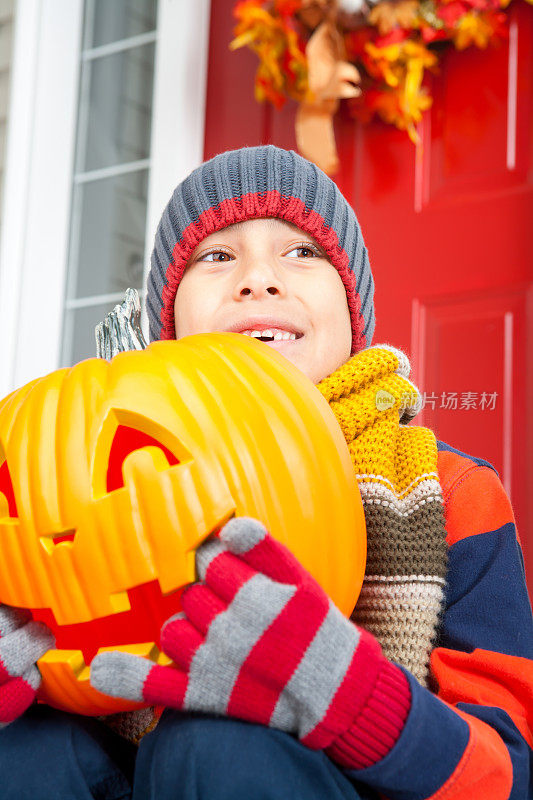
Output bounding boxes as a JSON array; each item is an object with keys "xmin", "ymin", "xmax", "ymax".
[{"xmin": 238, "ymin": 328, "xmax": 299, "ymax": 340}]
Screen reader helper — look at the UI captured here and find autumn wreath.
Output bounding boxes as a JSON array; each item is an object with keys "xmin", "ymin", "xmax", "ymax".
[{"xmin": 230, "ymin": 0, "xmax": 530, "ymax": 173}]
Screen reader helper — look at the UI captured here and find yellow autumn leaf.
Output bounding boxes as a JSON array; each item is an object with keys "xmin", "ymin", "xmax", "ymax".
[{"xmin": 453, "ymin": 12, "xmax": 494, "ymax": 49}]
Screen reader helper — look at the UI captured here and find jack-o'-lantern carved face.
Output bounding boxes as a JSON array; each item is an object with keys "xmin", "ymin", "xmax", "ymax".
[{"xmin": 0, "ymin": 334, "xmax": 366, "ymax": 715}]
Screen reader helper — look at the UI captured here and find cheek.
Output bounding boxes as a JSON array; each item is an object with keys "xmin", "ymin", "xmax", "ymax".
[
  {"xmin": 174, "ymin": 275, "xmax": 208, "ymax": 339},
  {"xmin": 173, "ymin": 288, "xmax": 189, "ymax": 339},
  {"xmin": 312, "ymin": 272, "xmax": 351, "ymax": 342}
]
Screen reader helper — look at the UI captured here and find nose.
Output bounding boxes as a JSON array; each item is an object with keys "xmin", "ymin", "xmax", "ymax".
[{"xmin": 232, "ymin": 258, "xmax": 286, "ymax": 300}]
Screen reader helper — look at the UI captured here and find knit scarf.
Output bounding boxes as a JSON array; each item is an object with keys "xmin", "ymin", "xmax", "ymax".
[{"xmin": 316, "ymin": 344, "xmax": 448, "ymax": 686}]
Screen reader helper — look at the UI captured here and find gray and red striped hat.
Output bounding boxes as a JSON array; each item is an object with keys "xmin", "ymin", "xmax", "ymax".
[{"xmin": 146, "ymin": 144, "xmax": 375, "ymax": 355}]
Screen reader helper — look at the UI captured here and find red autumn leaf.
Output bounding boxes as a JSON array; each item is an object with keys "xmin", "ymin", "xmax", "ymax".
[{"xmin": 437, "ymin": 0, "xmax": 470, "ymax": 26}]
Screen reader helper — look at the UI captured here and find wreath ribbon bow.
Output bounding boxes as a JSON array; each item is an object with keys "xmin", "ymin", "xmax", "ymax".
[{"xmin": 296, "ymin": 15, "xmax": 361, "ymax": 174}]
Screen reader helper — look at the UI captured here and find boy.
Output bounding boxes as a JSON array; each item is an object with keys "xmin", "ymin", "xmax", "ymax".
[{"xmin": 0, "ymin": 145, "xmax": 531, "ymax": 799}]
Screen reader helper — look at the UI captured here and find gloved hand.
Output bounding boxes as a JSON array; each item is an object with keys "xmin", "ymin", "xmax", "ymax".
[
  {"xmin": 91, "ymin": 518, "xmax": 411, "ymax": 768},
  {"xmin": 0, "ymin": 606, "xmax": 55, "ymax": 728}
]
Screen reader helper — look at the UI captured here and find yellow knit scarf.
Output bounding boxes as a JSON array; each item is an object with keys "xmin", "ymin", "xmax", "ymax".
[{"xmin": 317, "ymin": 344, "xmax": 448, "ymax": 685}]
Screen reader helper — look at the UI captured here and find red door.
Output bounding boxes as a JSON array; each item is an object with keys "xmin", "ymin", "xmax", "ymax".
[{"xmin": 203, "ymin": 0, "xmax": 533, "ymax": 591}]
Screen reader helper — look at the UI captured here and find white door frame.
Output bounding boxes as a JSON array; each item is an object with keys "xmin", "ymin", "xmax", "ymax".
[
  {"xmin": 0, "ymin": 0, "xmax": 211, "ymax": 396},
  {"xmin": 0, "ymin": 0, "xmax": 83, "ymax": 396},
  {"xmin": 144, "ymin": 0, "xmax": 211, "ymax": 317}
]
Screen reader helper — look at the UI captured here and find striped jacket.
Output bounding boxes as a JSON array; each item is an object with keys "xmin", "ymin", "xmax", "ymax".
[{"xmin": 344, "ymin": 439, "xmax": 533, "ymax": 799}]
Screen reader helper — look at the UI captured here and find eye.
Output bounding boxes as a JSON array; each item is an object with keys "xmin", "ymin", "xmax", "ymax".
[
  {"xmin": 285, "ymin": 244, "xmax": 322, "ymax": 259},
  {"xmin": 198, "ymin": 250, "xmax": 233, "ymax": 263},
  {"xmin": 107, "ymin": 425, "xmax": 180, "ymax": 492}
]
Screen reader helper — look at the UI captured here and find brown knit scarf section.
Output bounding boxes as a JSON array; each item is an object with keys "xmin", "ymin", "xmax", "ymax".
[{"xmin": 316, "ymin": 344, "xmax": 448, "ymax": 686}]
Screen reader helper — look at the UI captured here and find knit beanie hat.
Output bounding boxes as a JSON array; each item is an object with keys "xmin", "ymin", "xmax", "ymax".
[{"xmin": 147, "ymin": 145, "xmax": 375, "ymax": 355}]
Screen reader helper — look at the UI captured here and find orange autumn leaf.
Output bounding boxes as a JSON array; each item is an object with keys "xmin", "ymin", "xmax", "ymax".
[
  {"xmin": 369, "ymin": 0, "xmax": 420, "ymax": 35},
  {"xmin": 231, "ymin": 0, "xmax": 309, "ymax": 103},
  {"xmin": 360, "ymin": 38, "xmax": 436, "ymax": 141}
]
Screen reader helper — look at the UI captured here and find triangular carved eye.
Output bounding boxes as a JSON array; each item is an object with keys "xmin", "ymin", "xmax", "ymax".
[
  {"xmin": 106, "ymin": 425, "xmax": 180, "ymax": 492},
  {"xmin": 0, "ymin": 461, "xmax": 18, "ymax": 518}
]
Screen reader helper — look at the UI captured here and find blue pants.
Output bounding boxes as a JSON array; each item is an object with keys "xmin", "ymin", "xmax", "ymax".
[{"xmin": 0, "ymin": 706, "xmax": 372, "ymax": 799}]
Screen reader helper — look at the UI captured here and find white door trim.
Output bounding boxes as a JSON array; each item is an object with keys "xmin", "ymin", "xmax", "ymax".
[
  {"xmin": 142, "ymin": 0, "xmax": 211, "ymax": 340},
  {"xmin": 0, "ymin": 0, "xmax": 84, "ymax": 396}
]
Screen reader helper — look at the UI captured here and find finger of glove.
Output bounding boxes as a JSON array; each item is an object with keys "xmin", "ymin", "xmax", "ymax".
[
  {"xmin": 180, "ymin": 583, "xmax": 227, "ymax": 636},
  {"xmin": 0, "ymin": 607, "xmax": 32, "ymax": 638},
  {"xmin": 0, "ymin": 666, "xmax": 40, "ymax": 727},
  {"xmin": 196, "ymin": 538, "xmax": 259, "ymax": 604},
  {"xmin": 0, "ymin": 621, "xmax": 55, "ymax": 684},
  {"xmin": 160, "ymin": 614, "xmax": 204, "ymax": 671},
  {"xmin": 91, "ymin": 651, "xmax": 154, "ymax": 703},
  {"xmin": 143, "ymin": 663, "xmax": 190, "ymax": 708},
  {"xmin": 90, "ymin": 652, "xmax": 187, "ymax": 709},
  {"xmin": 219, "ymin": 517, "xmax": 311, "ymax": 586}
]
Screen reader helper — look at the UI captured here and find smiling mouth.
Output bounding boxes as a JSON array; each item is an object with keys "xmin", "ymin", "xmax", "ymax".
[{"xmin": 239, "ymin": 330, "xmax": 304, "ymax": 343}]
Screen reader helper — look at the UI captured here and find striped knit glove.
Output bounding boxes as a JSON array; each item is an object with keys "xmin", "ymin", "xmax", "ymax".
[
  {"xmin": 91, "ymin": 518, "xmax": 411, "ymax": 768},
  {"xmin": 0, "ymin": 606, "xmax": 55, "ymax": 728}
]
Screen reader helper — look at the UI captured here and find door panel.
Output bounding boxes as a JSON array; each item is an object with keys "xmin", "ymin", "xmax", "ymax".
[{"xmin": 412, "ymin": 285, "xmax": 530, "ymax": 504}]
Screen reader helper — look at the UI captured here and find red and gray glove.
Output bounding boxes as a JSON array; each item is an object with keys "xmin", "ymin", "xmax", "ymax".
[
  {"xmin": 0, "ymin": 606, "xmax": 55, "ymax": 728},
  {"xmin": 91, "ymin": 518, "xmax": 411, "ymax": 769}
]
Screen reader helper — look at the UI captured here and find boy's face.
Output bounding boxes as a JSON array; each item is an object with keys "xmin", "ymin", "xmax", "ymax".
[{"xmin": 174, "ymin": 218, "xmax": 352, "ymax": 383}]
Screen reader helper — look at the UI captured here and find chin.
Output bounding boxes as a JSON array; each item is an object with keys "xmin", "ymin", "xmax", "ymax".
[
  {"xmin": 291, "ymin": 357, "xmax": 321, "ymax": 384},
  {"xmin": 282, "ymin": 350, "xmax": 328, "ymax": 385},
  {"xmin": 277, "ymin": 351, "xmax": 312, "ymax": 381}
]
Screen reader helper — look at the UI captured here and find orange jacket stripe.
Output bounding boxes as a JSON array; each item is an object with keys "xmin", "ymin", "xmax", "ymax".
[
  {"xmin": 437, "ymin": 452, "xmax": 515, "ymax": 545},
  {"xmin": 431, "ymin": 647, "xmax": 533, "ymax": 747},
  {"xmin": 427, "ymin": 707, "xmax": 513, "ymax": 800}
]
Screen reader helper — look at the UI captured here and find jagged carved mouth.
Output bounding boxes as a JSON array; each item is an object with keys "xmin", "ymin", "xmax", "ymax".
[{"xmin": 32, "ymin": 578, "xmax": 184, "ymax": 666}]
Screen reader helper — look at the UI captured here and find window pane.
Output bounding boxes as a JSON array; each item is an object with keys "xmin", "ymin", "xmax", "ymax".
[
  {"xmin": 83, "ymin": 0, "xmax": 157, "ymax": 49},
  {"xmin": 68, "ymin": 170, "xmax": 148, "ymax": 299},
  {"xmin": 76, "ymin": 43, "xmax": 154, "ymax": 173}
]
